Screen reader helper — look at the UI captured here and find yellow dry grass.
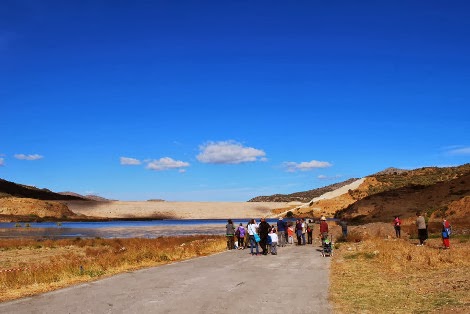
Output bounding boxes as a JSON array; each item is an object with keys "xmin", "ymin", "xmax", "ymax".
[
  {"xmin": 0, "ymin": 236, "xmax": 226, "ymax": 302},
  {"xmin": 330, "ymin": 235, "xmax": 470, "ymax": 313}
]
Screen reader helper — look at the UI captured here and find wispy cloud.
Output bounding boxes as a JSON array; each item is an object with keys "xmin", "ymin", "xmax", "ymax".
[
  {"xmin": 14, "ymin": 154, "xmax": 43, "ymax": 161},
  {"xmin": 146, "ymin": 157, "xmax": 190, "ymax": 171},
  {"xmin": 446, "ymin": 146, "xmax": 470, "ymax": 156},
  {"xmin": 0, "ymin": 157, "xmax": 4, "ymax": 166},
  {"xmin": 283, "ymin": 160, "xmax": 332, "ymax": 172},
  {"xmin": 318, "ymin": 174, "xmax": 342, "ymax": 180},
  {"xmin": 197, "ymin": 141, "xmax": 266, "ymax": 164},
  {"xmin": 120, "ymin": 157, "xmax": 142, "ymax": 165}
]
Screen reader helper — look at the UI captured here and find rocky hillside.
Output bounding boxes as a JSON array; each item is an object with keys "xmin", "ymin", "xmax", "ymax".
[
  {"xmin": 0, "ymin": 197, "xmax": 76, "ymax": 221},
  {"xmin": 269, "ymin": 164, "xmax": 470, "ymax": 229},
  {"xmin": 0, "ymin": 178, "xmax": 86, "ymax": 201},
  {"xmin": 0, "ymin": 178, "xmax": 89, "ymax": 221},
  {"xmin": 336, "ymin": 167, "xmax": 470, "ymax": 226},
  {"xmin": 248, "ymin": 178, "xmax": 359, "ymax": 202}
]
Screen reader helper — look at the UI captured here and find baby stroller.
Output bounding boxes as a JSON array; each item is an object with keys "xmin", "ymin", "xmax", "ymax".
[{"xmin": 321, "ymin": 234, "xmax": 333, "ymax": 257}]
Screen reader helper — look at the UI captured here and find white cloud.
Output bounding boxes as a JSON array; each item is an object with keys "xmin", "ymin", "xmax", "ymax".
[
  {"xmin": 14, "ymin": 154, "xmax": 43, "ymax": 161},
  {"xmin": 120, "ymin": 157, "xmax": 142, "ymax": 165},
  {"xmin": 446, "ymin": 146, "xmax": 470, "ymax": 156},
  {"xmin": 197, "ymin": 141, "xmax": 266, "ymax": 164},
  {"xmin": 146, "ymin": 157, "xmax": 190, "ymax": 171},
  {"xmin": 318, "ymin": 174, "xmax": 342, "ymax": 180},
  {"xmin": 0, "ymin": 158, "xmax": 4, "ymax": 166},
  {"xmin": 283, "ymin": 160, "xmax": 332, "ymax": 172}
]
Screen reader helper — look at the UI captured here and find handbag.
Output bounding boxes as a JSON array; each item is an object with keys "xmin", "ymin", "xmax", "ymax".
[{"xmin": 254, "ymin": 233, "xmax": 260, "ymax": 243}]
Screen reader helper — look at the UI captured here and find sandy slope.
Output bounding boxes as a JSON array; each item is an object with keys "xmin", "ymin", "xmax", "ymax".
[
  {"xmin": 65, "ymin": 201, "xmax": 291, "ymax": 219},
  {"xmin": 275, "ymin": 178, "xmax": 366, "ymax": 217}
]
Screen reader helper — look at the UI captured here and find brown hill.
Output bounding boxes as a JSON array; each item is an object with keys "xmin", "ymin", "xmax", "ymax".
[
  {"xmin": 0, "ymin": 178, "xmax": 90, "ymax": 222},
  {"xmin": 248, "ymin": 178, "xmax": 359, "ymax": 202},
  {"xmin": 336, "ymin": 171, "xmax": 470, "ymax": 228},
  {"xmin": 59, "ymin": 192, "xmax": 111, "ymax": 201},
  {"xmin": 0, "ymin": 197, "xmax": 77, "ymax": 221},
  {"xmin": 277, "ymin": 164, "xmax": 470, "ymax": 226},
  {"xmin": 0, "ymin": 178, "xmax": 86, "ymax": 201}
]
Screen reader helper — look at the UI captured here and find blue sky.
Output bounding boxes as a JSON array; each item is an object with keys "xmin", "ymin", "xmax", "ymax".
[{"xmin": 1, "ymin": 1, "xmax": 469, "ymax": 201}]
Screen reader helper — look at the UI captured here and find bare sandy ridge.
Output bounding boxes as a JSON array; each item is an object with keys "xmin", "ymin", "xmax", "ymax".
[
  {"xmin": 65, "ymin": 179, "xmax": 366, "ymax": 220},
  {"xmin": 65, "ymin": 201, "xmax": 292, "ymax": 219}
]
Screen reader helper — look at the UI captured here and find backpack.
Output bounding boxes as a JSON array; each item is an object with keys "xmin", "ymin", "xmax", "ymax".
[{"xmin": 267, "ymin": 235, "xmax": 272, "ymax": 245}]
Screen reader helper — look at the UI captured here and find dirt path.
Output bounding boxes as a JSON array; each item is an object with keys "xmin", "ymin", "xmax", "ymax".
[{"xmin": 0, "ymin": 243, "xmax": 331, "ymax": 314}]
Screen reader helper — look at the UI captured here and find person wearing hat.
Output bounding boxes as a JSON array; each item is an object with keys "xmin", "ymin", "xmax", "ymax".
[
  {"xmin": 276, "ymin": 217, "xmax": 287, "ymax": 247},
  {"xmin": 319, "ymin": 216, "xmax": 329, "ymax": 245}
]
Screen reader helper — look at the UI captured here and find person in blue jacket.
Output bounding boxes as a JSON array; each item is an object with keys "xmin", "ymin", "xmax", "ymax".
[{"xmin": 276, "ymin": 217, "xmax": 287, "ymax": 247}]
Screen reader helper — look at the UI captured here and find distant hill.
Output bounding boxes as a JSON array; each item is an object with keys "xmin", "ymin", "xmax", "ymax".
[
  {"xmin": 0, "ymin": 179, "xmax": 86, "ymax": 201},
  {"xmin": 248, "ymin": 178, "xmax": 359, "ymax": 202},
  {"xmin": 373, "ymin": 167, "xmax": 408, "ymax": 176},
  {"xmin": 59, "ymin": 192, "xmax": 112, "ymax": 201}
]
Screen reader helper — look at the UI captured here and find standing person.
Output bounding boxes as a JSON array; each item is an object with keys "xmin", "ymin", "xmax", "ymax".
[
  {"xmin": 277, "ymin": 217, "xmax": 287, "ymax": 247},
  {"xmin": 226, "ymin": 219, "xmax": 235, "ymax": 250},
  {"xmin": 416, "ymin": 211, "xmax": 427, "ymax": 246},
  {"xmin": 247, "ymin": 219, "xmax": 259, "ymax": 255},
  {"xmin": 270, "ymin": 229, "xmax": 279, "ymax": 255},
  {"xmin": 307, "ymin": 219, "xmax": 314, "ymax": 244},
  {"xmin": 319, "ymin": 216, "xmax": 329, "ymax": 246},
  {"xmin": 393, "ymin": 216, "xmax": 401, "ymax": 238},
  {"xmin": 236, "ymin": 223, "xmax": 246, "ymax": 250},
  {"xmin": 287, "ymin": 223, "xmax": 294, "ymax": 244},
  {"xmin": 301, "ymin": 219, "xmax": 307, "ymax": 245},
  {"xmin": 295, "ymin": 220, "xmax": 302, "ymax": 245},
  {"xmin": 337, "ymin": 220, "xmax": 348, "ymax": 239},
  {"xmin": 258, "ymin": 218, "xmax": 271, "ymax": 255},
  {"xmin": 441, "ymin": 218, "xmax": 452, "ymax": 249}
]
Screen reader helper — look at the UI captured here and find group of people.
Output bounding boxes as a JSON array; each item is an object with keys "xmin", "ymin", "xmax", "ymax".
[
  {"xmin": 393, "ymin": 212, "xmax": 453, "ymax": 249},
  {"xmin": 225, "ymin": 218, "xmax": 279, "ymax": 255},
  {"xmin": 225, "ymin": 217, "xmax": 331, "ymax": 256}
]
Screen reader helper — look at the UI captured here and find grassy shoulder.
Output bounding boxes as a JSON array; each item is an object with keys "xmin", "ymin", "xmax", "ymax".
[
  {"xmin": 0, "ymin": 236, "xmax": 226, "ymax": 302},
  {"xmin": 330, "ymin": 229, "xmax": 470, "ymax": 313}
]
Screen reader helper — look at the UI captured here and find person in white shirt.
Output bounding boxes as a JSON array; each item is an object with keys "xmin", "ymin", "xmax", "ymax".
[
  {"xmin": 247, "ymin": 219, "xmax": 260, "ymax": 256},
  {"xmin": 270, "ymin": 229, "xmax": 279, "ymax": 255}
]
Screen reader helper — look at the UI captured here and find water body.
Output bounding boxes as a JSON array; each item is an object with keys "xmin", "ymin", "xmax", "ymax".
[{"xmin": 0, "ymin": 219, "xmax": 298, "ymax": 239}]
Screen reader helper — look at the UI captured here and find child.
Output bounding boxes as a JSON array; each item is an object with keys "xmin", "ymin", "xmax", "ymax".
[
  {"xmin": 287, "ymin": 224, "xmax": 294, "ymax": 244},
  {"xmin": 235, "ymin": 223, "xmax": 246, "ymax": 250},
  {"xmin": 270, "ymin": 229, "xmax": 279, "ymax": 255}
]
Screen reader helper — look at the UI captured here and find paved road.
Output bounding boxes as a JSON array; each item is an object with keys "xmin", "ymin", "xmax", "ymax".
[{"xmin": 0, "ymin": 244, "xmax": 331, "ymax": 314}]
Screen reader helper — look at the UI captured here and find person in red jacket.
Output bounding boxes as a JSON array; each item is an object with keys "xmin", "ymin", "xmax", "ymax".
[
  {"xmin": 319, "ymin": 216, "xmax": 329, "ymax": 245},
  {"xmin": 442, "ymin": 218, "xmax": 452, "ymax": 249}
]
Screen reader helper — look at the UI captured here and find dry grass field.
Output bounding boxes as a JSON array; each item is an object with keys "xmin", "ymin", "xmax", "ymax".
[
  {"xmin": 0, "ymin": 236, "xmax": 226, "ymax": 302},
  {"xmin": 330, "ymin": 228, "xmax": 470, "ymax": 313}
]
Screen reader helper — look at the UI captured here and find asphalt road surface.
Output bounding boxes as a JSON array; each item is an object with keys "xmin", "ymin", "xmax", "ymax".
[{"xmin": 0, "ymin": 243, "xmax": 331, "ymax": 314}]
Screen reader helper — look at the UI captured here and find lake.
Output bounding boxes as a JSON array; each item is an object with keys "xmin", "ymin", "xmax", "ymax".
[{"xmin": 0, "ymin": 219, "xmax": 298, "ymax": 239}]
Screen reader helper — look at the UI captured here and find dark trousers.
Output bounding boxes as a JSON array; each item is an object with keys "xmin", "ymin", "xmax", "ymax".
[
  {"xmin": 260, "ymin": 236, "xmax": 268, "ymax": 254},
  {"xmin": 296, "ymin": 231, "xmax": 302, "ymax": 245},
  {"xmin": 237, "ymin": 236, "xmax": 244, "ymax": 248},
  {"xmin": 394, "ymin": 226, "xmax": 401, "ymax": 238},
  {"xmin": 418, "ymin": 228, "xmax": 427, "ymax": 244},
  {"xmin": 307, "ymin": 231, "xmax": 313, "ymax": 244}
]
